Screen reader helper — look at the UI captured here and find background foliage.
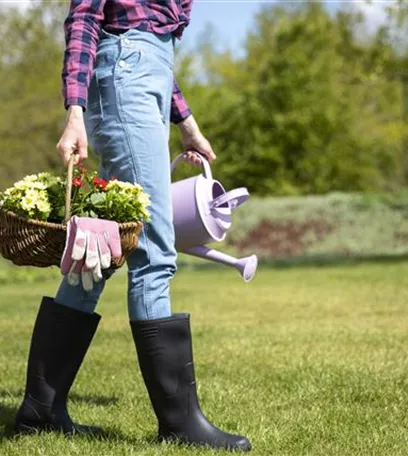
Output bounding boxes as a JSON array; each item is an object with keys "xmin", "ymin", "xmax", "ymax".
[
  {"xmin": 173, "ymin": 2, "xmax": 408, "ymax": 195},
  {"xmin": 0, "ymin": 2, "xmax": 407, "ymax": 197}
]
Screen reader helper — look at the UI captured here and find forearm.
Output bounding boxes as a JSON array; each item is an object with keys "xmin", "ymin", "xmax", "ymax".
[
  {"xmin": 177, "ymin": 114, "xmax": 200, "ymax": 137},
  {"xmin": 66, "ymin": 105, "xmax": 85, "ymax": 120},
  {"xmin": 62, "ymin": 0, "xmax": 106, "ymax": 110}
]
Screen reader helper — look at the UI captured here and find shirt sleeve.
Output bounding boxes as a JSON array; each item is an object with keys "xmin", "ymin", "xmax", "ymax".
[
  {"xmin": 62, "ymin": 0, "xmax": 106, "ymax": 110},
  {"xmin": 171, "ymin": 79, "xmax": 192, "ymax": 124},
  {"xmin": 181, "ymin": 0, "xmax": 193, "ymax": 21},
  {"xmin": 170, "ymin": 0, "xmax": 192, "ymax": 123}
]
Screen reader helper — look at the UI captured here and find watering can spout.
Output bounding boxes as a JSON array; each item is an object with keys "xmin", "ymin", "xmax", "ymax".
[{"xmin": 182, "ymin": 245, "xmax": 258, "ymax": 282}]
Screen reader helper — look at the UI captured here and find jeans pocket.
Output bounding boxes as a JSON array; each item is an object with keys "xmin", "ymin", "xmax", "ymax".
[{"xmin": 84, "ymin": 71, "xmax": 103, "ymax": 138}]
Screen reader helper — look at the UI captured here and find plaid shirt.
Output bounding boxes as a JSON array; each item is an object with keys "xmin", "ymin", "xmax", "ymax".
[{"xmin": 63, "ymin": 0, "xmax": 192, "ymax": 123}]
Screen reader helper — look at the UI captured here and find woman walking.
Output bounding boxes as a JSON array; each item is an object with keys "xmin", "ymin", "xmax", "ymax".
[{"xmin": 14, "ymin": 0, "xmax": 251, "ymax": 451}]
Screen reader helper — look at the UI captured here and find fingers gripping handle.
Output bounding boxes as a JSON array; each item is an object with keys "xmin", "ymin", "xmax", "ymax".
[{"xmin": 170, "ymin": 153, "xmax": 213, "ymax": 180}]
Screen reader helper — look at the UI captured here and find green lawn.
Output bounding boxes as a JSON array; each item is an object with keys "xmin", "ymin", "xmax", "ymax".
[{"xmin": 0, "ymin": 262, "xmax": 407, "ymax": 455}]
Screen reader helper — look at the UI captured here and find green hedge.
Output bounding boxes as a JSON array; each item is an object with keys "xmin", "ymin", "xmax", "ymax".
[
  {"xmin": 1, "ymin": 192, "xmax": 407, "ymax": 283},
  {"xmin": 225, "ymin": 192, "xmax": 408, "ymax": 261}
]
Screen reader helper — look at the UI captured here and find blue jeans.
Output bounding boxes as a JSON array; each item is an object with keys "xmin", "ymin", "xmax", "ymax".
[{"xmin": 56, "ymin": 28, "xmax": 177, "ymax": 321}]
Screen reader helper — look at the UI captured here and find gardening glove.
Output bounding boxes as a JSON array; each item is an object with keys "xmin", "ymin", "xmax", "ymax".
[
  {"xmin": 65, "ymin": 258, "xmax": 96, "ymax": 291},
  {"xmin": 61, "ymin": 215, "xmax": 122, "ymax": 291},
  {"xmin": 60, "ymin": 217, "xmax": 93, "ymax": 289}
]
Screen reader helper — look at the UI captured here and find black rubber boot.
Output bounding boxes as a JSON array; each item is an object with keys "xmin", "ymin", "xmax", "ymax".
[
  {"xmin": 130, "ymin": 313, "xmax": 251, "ymax": 452},
  {"xmin": 15, "ymin": 297, "xmax": 101, "ymax": 436}
]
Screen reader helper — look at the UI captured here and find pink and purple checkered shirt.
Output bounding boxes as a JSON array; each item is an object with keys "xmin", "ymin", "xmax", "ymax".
[{"xmin": 63, "ymin": 0, "xmax": 192, "ymax": 123}]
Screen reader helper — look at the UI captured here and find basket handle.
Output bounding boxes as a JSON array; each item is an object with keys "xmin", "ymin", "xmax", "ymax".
[{"xmin": 64, "ymin": 154, "xmax": 75, "ymax": 224}]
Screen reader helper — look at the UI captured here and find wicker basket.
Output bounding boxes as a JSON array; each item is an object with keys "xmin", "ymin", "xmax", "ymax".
[{"xmin": 0, "ymin": 157, "xmax": 143, "ymax": 268}]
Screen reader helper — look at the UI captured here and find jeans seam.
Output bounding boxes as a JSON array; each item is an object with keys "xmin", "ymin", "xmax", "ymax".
[
  {"xmin": 115, "ymin": 70, "xmax": 153, "ymax": 320},
  {"xmin": 85, "ymin": 72, "xmax": 104, "ymax": 138}
]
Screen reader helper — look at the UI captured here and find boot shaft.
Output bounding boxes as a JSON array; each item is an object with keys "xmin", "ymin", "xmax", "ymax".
[
  {"xmin": 25, "ymin": 297, "xmax": 100, "ymax": 400},
  {"xmin": 130, "ymin": 314, "xmax": 252, "ymax": 451},
  {"xmin": 131, "ymin": 314, "xmax": 199, "ymax": 425},
  {"xmin": 16, "ymin": 297, "xmax": 101, "ymax": 434}
]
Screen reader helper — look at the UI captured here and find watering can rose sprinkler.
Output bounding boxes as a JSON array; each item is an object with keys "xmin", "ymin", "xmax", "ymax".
[{"xmin": 170, "ymin": 153, "xmax": 258, "ymax": 282}]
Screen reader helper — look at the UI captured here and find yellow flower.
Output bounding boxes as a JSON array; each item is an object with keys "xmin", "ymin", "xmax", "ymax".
[
  {"xmin": 21, "ymin": 196, "xmax": 36, "ymax": 211},
  {"xmin": 3, "ymin": 188, "xmax": 14, "ymax": 197},
  {"xmin": 23, "ymin": 174, "xmax": 39, "ymax": 182},
  {"xmin": 36, "ymin": 199, "xmax": 51, "ymax": 214},
  {"xmin": 14, "ymin": 177, "xmax": 45, "ymax": 191},
  {"xmin": 106, "ymin": 180, "xmax": 138, "ymax": 191},
  {"xmin": 14, "ymin": 180, "xmax": 28, "ymax": 190},
  {"xmin": 138, "ymin": 191, "xmax": 151, "ymax": 208}
]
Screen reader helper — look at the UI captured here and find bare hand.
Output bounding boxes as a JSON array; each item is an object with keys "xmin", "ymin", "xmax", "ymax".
[
  {"xmin": 178, "ymin": 115, "xmax": 216, "ymax": 166},
  {"xmin": 57, "ymin": 106, "xmax": 88, "ymax": 167}
]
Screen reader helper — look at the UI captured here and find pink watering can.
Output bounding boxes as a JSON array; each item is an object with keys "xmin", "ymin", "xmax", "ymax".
[{"xmin": 171, "ymin": 153, "xmax": 258, "ymax": 282}]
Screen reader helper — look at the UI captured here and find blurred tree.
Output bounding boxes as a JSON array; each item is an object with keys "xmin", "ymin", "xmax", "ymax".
[
  {"xmin": 0, "ymin": 3, "xmax": 66, "ymax": 188},
  {"xmin": 385, "ymin": 0, "xmax": 408, "ymax": 184},
  {"xmin": 0, "ymin": 1, "xmax": 406, "ymax": 196},
  {"xmin": 172, "ymin": 3, "xmax": 407, "ymax": 195},
  {"xmin": 0, "ymin": 2, "xmax": 98, "ymax": 190}
]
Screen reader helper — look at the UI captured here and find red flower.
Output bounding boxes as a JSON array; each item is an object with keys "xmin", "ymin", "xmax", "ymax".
[
  {"xmin": 77, "ymin": 165, "xmax": 88, "ymax": 173},
  {"xmin": 93, "ymin": 177, "xmax": 108, "ymax": 190},
  {"xmin": 72, "ymin": 176, "xmax": 84, "ymax": 187}
]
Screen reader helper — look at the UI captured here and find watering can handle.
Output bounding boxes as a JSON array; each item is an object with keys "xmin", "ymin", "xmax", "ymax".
[
  {"xmin": 170, "ymin": 153, "xmax": 213, "ymax": 180},
  {"xmin": 210, "ymin": 187, "xmax": 249, "ymax": 211}
]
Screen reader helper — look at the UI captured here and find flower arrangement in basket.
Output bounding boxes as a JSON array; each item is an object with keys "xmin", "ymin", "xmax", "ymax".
[{"xmin": 0, "ymin": 158, "xmax": 150, "ymax": 269}]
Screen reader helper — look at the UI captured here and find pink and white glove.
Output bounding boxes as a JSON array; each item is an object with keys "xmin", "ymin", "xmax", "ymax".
[{"xmin": 61, "ymin": 216, "xmax": 122, "ymax": 291}]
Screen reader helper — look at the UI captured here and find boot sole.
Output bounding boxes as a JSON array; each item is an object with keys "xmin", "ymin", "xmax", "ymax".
[
  {"xmin": 15, "ymin": 422, "xmax": 52, "ymax": 435},
  {"xmin": 15, "ymin": 422, "xmax": 102, "ymax": 437},
  {"xmin": 159, "ymin": 433, "xmax": 252, "ymax": 452}
]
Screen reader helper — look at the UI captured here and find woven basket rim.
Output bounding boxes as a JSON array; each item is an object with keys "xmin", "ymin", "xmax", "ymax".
[{"xmin": 0, "ymin": 207, "xmax": 143, "ymax": 230}]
